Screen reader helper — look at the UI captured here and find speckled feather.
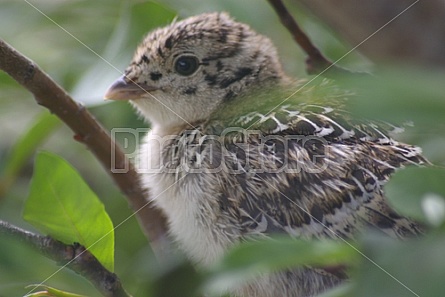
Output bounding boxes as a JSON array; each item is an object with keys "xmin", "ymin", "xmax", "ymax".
[
  {"xmin": 162, "ymin": 83, "xmax": 425, "ymax": 241},
  {"xmin": 106, "ymin": 12, "xmax": 427, "ymax": 297}
]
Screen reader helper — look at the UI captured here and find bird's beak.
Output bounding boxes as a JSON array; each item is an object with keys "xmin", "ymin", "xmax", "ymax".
[{"xmin": 104, "ymin": 76, "xmax": 158, "ymax": 100}]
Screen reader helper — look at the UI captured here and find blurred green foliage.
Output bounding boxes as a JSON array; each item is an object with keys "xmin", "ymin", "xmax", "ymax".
[
  {"xmin": 203, "ymin": 238, "xmax": 357, "ymax": 296},
  {"xmin": 1, "ymin": 1, "xmax": 444, "ymax": 297},
  {"xmin": 0, "ymin": 113, "xmax": 61, "ymax": 198}
]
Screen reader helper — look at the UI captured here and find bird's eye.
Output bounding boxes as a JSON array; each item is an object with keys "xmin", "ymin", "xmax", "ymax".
[{"xmin": 174, "ymin": 55, "xmax": 199, "ymax": 76}]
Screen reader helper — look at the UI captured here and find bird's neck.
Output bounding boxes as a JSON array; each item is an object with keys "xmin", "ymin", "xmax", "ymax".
[{"xmin": 209, "ymin": 77, "xmax": 295, "ymax": 124}]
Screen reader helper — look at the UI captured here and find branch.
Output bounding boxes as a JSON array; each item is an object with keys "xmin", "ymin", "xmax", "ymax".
[
  {"xmin": 267, "ymin": 0, "xmax": 357, "ymax": 77},
  {"xmin": 294, "ymin": 0, "xmax": 445, "ymax": 69},
  {"xmin": 0, "ymin": 220, "xmax": 130, "ymax": 297},
  {"xmin": 0, "ymin": 39, "xmax": 170, "ymax": 260}
]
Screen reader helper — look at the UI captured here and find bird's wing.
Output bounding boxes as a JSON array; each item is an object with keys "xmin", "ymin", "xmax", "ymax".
[{"xmin": 206, "ymin": 83, "xmax": 426, "ymax": 240}]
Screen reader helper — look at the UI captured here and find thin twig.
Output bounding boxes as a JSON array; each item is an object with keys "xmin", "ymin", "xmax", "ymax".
[
  {"xmin": 0, "ymin": 220, "xmax": 130, "ymax": 297},
  {"xmin": 0, "ymin": 39, "xmax": 170, "ymax": 260},
  {"xmin": 267, "ymin": 0, "xmax": 354, "ymax": 77}
]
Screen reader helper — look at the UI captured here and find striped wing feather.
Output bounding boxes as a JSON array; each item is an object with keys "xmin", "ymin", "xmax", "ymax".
[{"xmin": 211, "ymin": 101, "xmax": 426, "ymax": 240}]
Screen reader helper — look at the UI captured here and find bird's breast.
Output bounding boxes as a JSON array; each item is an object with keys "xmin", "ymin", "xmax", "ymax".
[{"xmin": 138, "ymin": 129, "xmax": 234, "ymax": 266}]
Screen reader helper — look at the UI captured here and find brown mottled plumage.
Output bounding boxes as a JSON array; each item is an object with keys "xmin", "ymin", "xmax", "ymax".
[{"xmin": 105, "ymin": 12, "xmax": 426, "ymax": 297}]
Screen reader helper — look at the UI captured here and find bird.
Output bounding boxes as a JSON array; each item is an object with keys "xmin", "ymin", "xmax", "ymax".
[{"xmin": 104, "ymin": 12, "xmax": 426, "ymax": 297}]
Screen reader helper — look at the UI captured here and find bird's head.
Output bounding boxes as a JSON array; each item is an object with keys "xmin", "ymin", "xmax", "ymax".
[{"xmin": 105, "ymin": 12, "xmax": 286, "ymax": 129}]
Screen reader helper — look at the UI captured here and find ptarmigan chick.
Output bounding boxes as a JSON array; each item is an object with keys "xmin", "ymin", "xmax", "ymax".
[{"xmin": 105, "ymin": 12, "xmax": 425, "ymax": 297}]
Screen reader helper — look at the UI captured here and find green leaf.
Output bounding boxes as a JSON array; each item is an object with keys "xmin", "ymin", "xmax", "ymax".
[
  {"xmin": 353, "ymin": 232, "xmax": 445, "ymax": 297},
  {"xmin": 333, "ymin": 67, "xmax": 445, "ymax": 164},
  {"xmin": 385, "ymin": 167, "xmax": 445, "ymax": 225},
  {"xmin": 25, "ymin": 285, "xmax": 87, "ymax": 297},
  {"xmin": 205, "ymin": 236, "xmax": 357, "ymax": 295},
  {"xmin": 24, "ymin": 152, "xmax": 114, "ymax": 271},
  {"xmin": 342, "ymin": 68, "xmax": 445, "ymax": 128},
  {"xmin": 0, "ymin": 112, "xmax": 60, "ymax": 196}
]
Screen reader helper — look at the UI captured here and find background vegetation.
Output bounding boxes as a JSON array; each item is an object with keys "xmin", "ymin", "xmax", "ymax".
[{"xmin": 1, "ymin": 1, "xmax": 444, "ymax": 296}]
